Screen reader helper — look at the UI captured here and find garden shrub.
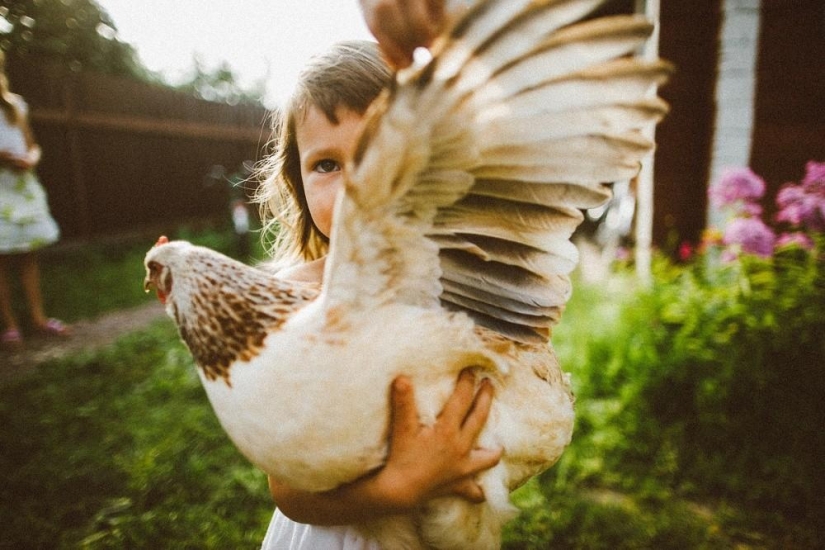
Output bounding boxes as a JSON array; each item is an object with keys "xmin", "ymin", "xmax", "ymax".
[{"xmin": 552, "ymin": 162, "xmax": 825, "ymax": 525}]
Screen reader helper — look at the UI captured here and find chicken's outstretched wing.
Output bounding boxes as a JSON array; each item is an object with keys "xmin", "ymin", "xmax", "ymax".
[{"xmin": 324, "ymin": 0, "xmax": 671, "ymax": 342}]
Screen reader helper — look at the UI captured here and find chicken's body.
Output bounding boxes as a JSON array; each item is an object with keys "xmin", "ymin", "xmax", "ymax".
[
  {"xmin": 144, "ymin": 0, "xmax": 671, "ymax": 547},
  {"xmin": 147, "ymin": 242, "xmax": 572, "ymax": 547}
]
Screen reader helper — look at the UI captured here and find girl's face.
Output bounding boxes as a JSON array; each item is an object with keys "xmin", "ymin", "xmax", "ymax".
[{"xmin": 296, "ymin": 104, "xmax": 364, "ymax": 238}]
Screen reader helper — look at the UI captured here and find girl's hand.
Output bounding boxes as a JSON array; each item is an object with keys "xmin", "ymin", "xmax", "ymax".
[
  {"xmin": 10, "ymin": 155, "xmax": 35, "ymax": 171},
  {"xmin": 0, "ymin": 148, "xmax": 38, "ymax": 171},
  {"xmin": 375, "ymin": 369, "xmax": 502, "ymax": 508},
  {"xmin": 268, "ymin": 370, "xmax": 501, "ymax": 526},
  {"xmin": 0, "ymin": 151, "xmax": 18, "ymax": 169},
  {"xmin": 358, "ymin": 0, "xmax": 446, "ymax": 68}
]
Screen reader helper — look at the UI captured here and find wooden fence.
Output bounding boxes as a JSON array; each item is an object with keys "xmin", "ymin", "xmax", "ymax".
[{"xmin": 7, "ymin": 54, "xmax": 271, "ymax": 242}]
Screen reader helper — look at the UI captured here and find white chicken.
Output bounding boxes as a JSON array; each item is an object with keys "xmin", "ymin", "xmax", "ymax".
[{"xmin": 143, "ymin": 0, "xmax": 670, "ymax": 548}]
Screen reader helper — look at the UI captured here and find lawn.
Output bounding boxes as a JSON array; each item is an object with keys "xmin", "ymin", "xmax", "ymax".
[
  {"xmin": 0, "ymin": 322, "xmax": 274, "ymax": 548},
  {"xmin": 1, "ymin": 227, "xmax": 821, "ymax": 548}
]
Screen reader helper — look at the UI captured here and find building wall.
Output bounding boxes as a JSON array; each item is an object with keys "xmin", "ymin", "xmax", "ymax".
[
  {"xmin": 655, "ymin": 0, "xmax": 825, "ymax": 244},
  {"xmin": 750, "ymin": 0, "xmax": 825, "ymax": 204},
  {"xmin": 652, "ymin": 1, "xmax": 721, "ymax": 249}
]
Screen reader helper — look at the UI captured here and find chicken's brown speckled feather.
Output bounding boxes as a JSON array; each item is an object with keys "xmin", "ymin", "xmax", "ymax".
[{"xmin": 160, "ymin": 246, "xmax": 319, "ymax": 385}]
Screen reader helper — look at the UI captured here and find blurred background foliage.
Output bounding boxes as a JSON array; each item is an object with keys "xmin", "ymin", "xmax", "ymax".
[
  {"xmin": 0, "ymin": 0, "xmax": 146, "ymax": 78},
  {"xmin": 533, "ymin": 243, "xmax": 825, "ymax": 548}
]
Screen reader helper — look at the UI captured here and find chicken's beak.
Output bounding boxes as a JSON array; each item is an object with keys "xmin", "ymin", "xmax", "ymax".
[
  {"xmin": 144, "ymin": 261, "xmax": 169, "ymax": 305},
  {"xmin": 144, "ymin": 236, "xmax": 170, "ymax": 304}
]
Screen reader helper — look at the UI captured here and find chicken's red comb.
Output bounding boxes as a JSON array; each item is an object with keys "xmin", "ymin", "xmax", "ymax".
[{"xmin": 155, "ymin": 235, "xmax": 169, "ymax": 247}]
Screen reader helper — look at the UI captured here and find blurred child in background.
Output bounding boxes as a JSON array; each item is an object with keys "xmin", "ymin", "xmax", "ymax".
[{"xmin": 0, "ymin": 50, "xmax": 68, "ymax": 350}]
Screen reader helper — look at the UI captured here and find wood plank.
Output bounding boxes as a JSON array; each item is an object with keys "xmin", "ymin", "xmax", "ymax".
[{"xmin": 30, "ymin": 108, "xmax": 268, "ymax": 143}]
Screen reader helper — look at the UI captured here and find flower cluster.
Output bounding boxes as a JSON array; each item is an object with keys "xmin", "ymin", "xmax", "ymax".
[
  {"xmin": 707, "ymin": 161, "xmax": 825, "ymax": 260},
  {"xmin": 709, "ymin": 167, "xmax": 766, "ymax": 216},
  {"xmin": 775, "ymin": 161, "xmax": 825, "ymax": 233}
]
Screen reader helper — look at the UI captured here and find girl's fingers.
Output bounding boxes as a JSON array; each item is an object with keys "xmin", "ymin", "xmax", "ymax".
[
  {"xmin": 390, "ymin": 376, "xmax": 419, "ymax": 440},
  {"xmin": 460, "ymin": 378, "xmax": 494, "ymax": 438},
  {"xmin": 404, "ymin": 0, "xmax": 442, "ymax": 45},
  {"xmin": 437, "ymin": 369, "xmax": 477, "ymax": 423},
  {"xmin": 373, "ymin": 29, "xmax": 413, "ymax": 68},
  {"xmin": 468, "ymin": 447, "xmax": 503, "ymax": 474},
  {"xmin": 426, "ymin": 0, "xmax": 446, "ymax": 27},
  {"xmin": 432, "ymin": 447, "xmax": 502, "ymax": 502}
]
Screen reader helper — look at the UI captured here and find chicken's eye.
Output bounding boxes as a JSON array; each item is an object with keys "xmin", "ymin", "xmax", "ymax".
[{"xmin": 314, "ymin": 159, "xmax": 340, "ymax": 174}]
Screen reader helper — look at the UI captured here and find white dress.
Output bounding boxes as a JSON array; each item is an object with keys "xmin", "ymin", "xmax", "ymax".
[
  {"xmin": 261, "ymin": 510, "xmax": 382, "ymax": 550},
  {"xmin": 0, "ymin": 96, "xmax": 59, "ymax": 254}
]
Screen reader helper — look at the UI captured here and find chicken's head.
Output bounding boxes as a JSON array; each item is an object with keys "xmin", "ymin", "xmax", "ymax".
[{"xmin": 144, "ymin": 236, "xmax": 190, "ymax": 306}]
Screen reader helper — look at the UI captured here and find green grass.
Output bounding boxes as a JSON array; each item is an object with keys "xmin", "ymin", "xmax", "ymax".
[
  {"xmin": 503, "ymin": 479, "xmax": 735, "ymax": 550},
  {"xmin": 512, "ymin": 259, "xmax": 823, "ymax": 549},
  {"xmin": 0, "ymin": 322, "xmax": 273, "ymax": 549},
  {"xmin": 2, "ymin": 226, "xmax": 274, "ymax": 548}
]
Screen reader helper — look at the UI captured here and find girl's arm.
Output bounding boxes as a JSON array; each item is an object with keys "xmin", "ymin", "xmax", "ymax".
[
  {"xmin": 18, "ymin": 109, "xmax": 42, "ymax": 170},
  {"xmin": 269, "ymin": 370, "xmax": 502, "ymax": 526},
  {"xmin": 0, "ymin": 106, "xmax": 41, "ymax": 172}
]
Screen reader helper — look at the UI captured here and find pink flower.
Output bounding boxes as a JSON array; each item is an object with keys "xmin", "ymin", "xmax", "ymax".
[
  {"xmin": 776, "ymin": 184, "xmax": 811, "ymax": 225},
  {"xmin": 775, "ymin": 232, "xmax": 814, "ymax": 250},
  {"xmin": 776, "ymin": 174, "xmax": 825, "ymax": 232},
  {"xmin": 723, "ymin": 217, "xmax": 777, "ymax": 258},
  {"xmin": 802, "ymin": 161, "xmax": 825, "ymax": 188},
  {"xmin": 709, "ymin": 168, "xmax": 767, "ymax": 209}
]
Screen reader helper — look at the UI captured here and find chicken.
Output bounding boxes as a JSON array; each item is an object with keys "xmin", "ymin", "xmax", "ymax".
[{"xmin": 143, "ymin": 0, "xmax": 670, "ymax": 548}]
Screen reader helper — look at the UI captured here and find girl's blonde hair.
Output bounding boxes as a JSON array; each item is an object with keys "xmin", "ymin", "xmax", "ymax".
[
  {"xmin": 0, "ymin": 50, "xmax": 22, "ymax": 125},
  {"xmin": 255, "ymin": 40, "xmax": 391, "ymax": 268}
]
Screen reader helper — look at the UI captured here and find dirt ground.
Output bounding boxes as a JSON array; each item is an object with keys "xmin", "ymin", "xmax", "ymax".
[{"xmin": 1, "ymin": 303, "xmax": 168, "ymax": 379}]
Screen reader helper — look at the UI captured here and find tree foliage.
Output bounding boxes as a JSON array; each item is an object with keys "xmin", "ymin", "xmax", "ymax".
[
  {"xmin": 175, "ymin": 55, "xmax": 267, "ymax": 106},
  {"xmin": 0, "ymin": 0, "xmax": 147, "ymax": 79},
  {"xmin": 0, "ymin": 0, "xmax": 264, "ymax": 104}
]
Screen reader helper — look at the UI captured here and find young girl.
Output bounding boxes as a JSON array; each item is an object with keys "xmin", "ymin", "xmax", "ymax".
[
  {"xmin": 0, "ymin": 50, "xmax": 68, "ymax": 350},
  {"xmin": 255, "ymin": 40, "xmax": 501, "ymax": 549}
]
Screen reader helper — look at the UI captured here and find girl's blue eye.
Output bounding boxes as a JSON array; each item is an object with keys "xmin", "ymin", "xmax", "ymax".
[{"xmin": 315, "ymin": 159, "xmax": 340, "ymax": 173}]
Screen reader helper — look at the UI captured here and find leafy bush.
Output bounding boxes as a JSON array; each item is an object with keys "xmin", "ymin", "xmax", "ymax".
[
  {"xmin": 505, "ymin": 158, "xmax": 824, "ymax": 545},
  {"xmin": 617, "ymin": 248, "xmax": 823, "ymax": 507},
  {"xmin": 543, "ymin": 163, "xmax": 825, "ymax": 541}
]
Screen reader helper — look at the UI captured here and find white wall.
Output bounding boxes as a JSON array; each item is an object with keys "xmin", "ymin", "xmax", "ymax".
[{"xmin": 708, "ymin": 0, "xmax": 762, "ymax": 227}]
